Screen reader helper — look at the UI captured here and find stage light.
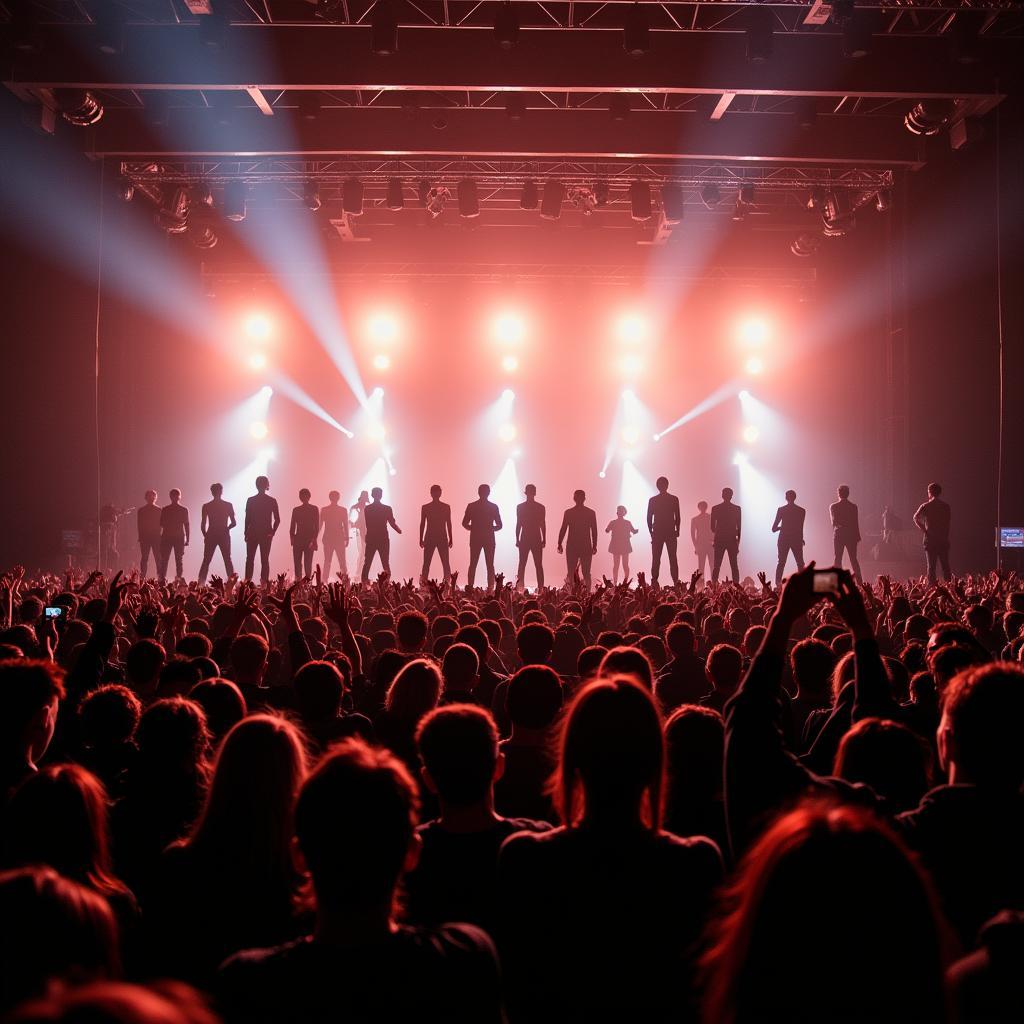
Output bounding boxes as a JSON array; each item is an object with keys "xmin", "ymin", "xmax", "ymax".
[
  {"xmin": 621, "ymin": 424, "xmax": 641, "ymax": 446},
  {"xmin": 372, "ymin": 353, "xmax": 392, "ymax": 371},
  {"xmin": 303, "ymin": 180, "xmax": 322, "ymax": 212},
  {"xmin": 701, "ymin": 183, "xmax": 721, "ymax": 209},
  {"xmin": 623, "ymin": 3, "xmax": 650, "ymax": 58},
  {"xmin": 371, "ymin": 1, "xmax": 399, "ymax": 55},
  {"xmin": 493, "ymin": 313, "xmax": 526, "ymax": 345},
  {"xmin": 520, "ymin": 181, "xmax": 539, "ymax": 211},
  {"xmin": 621, "ymin": 388, "xmax": 636, "ymax": 401},
  {"xmin": 386, "ymin": 178, "xmax": 405, "ymax": 211},
  {"xmin": 343, "ymin": 178, "xmax": 364, "ymax": 216},
  {"xmin": 904, "ymin": 100, "xmax": 956, "ymax": 137},
  {"xmin": 260, "ymin": 386, "xmax": 274, "ymax": 397},
  {"xmin": 660, "ymin": 184, "xmax": 684, "ymax": 225},
  {"xmin": 56, "ymin": 89, "xmax": 104, "ymax": 126},
  {"xmin": 653, "ymin": 433, "xmax": 661, "ymax": 442},
  {"xmin": 498, "ymin": 422, "xmax": 518, "ymax": 443},
  {"xmin": 875, "ymin": 189, "xmax": 892, "ymax": 213},
  {"xmin": 630, "ymin": 180, "xmax": 652, "ymax": 222},
  {"xmin": 501, "ymin": 354, "xmax": 519, "ymax": 373},
  {"xmin": 247, "ymin": 352, "xmax": 268, "ymax": 371},
  {"xmin": 157, "ymin": 187, "xmax": 190, "ymax": 234},
  {"xmin": 599, "ymin": 470, "xmax": 607, "ymax": 479},
  {"xmin": 733, "ymin": 451, "xmax": 749, "ymax": 467},
  {"xmin": 791, "ymin": 231, "xmax": 822, "ymax": 258},
  {"xmin": 249, "ymin": 421, "xmax": 269, "ymax": 440},
  {"xmin": 389, "ymin": 466, "xmax": 398, "ymax": 476},
  {"xmin": 373, "ymin": 387, "xmax": 384, "ymax": 398},
  {"xmin": 367, "ymin": 311, "xmax": 399, "ymax": 343},
  {"xmin": 745, "ymin": 355, "xmax": 765, "ymax": 375},
  {"xmin": 540, "ymin": 180, "xmax": 564, "ymax": 221},
  {"xmin": 244, "ymin": 313, "xmax": 272, "ymax": 341},
  {"xmin": 743, "ymin": 424, "xmax": 760, "ymax": 444},
  {"xmin": 458, "ymin": 179, "xmax": 480, "ymax": 218},
  {"xmin": 425, "ymin": 185, "xmax": 449, "ymax": 218},
  {"xmin": 595, "ymin": 180, "xmax": 610, "ymax": 207},
  {"xmin": 494, "ymin": 3, "xmax": 520, "ymax": 49},
  {"xmin": 502, "ymin": 388, "xmax": 516, "ymax": 402},
  {"xmin": 738, "ymin": 317, "xmax": 771, "ymax": 346},
  {"xmin": 223, "ymin": 180, "xmax": 246, "ymax": 222},
  {"xmin": 616, "ymin": 312, "xmax": 648, "ymax": 344}
]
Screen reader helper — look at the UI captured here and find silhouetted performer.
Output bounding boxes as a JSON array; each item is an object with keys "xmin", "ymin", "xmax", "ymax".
[
  {"xmin": 159, "ymin": 488, "xmax": 190, "ymax": 583},
  {"xmin": 606, "ymin": 505, "xmax": 639, "ymax": 584},
  {"xmin": 350, "ymin": 490, "xmax": 369, "ymax": 572},
  {"xmin": 711, "ymin": 487, "xmax": 741, "ymax": 583},
  {"xmin": 320, "ymin": 490, "xmax": 349, "ymax": 581},
  {"xmin": 244, "ymin": 475, "xmax": 280, "ymax": 586},
  {"xmin": 463, "ymin": 484, "xmax": 502, "ymax": 591},
  {"xmin": 361, "ymin": 486, "xmax": 401, "ymax": 581},
  {"xmin": 100, "ymin": 502, "xmax": 128, "ymax": 571},
  {"xmin": 691, "ymin": 500, "xmax": 713, "ymax": 582},
  {"xmin": 420, "ymin": 484, "xmax": 453, "ymax": 584},
  {"xmin": 198, "ymin": 482, "xmax": 236, "ymax": 583},
  {"xmin": 558, "ymin": 489, "xmax": 598, "ymax": 591},
  {"xmin": 914, "ymin": 481, "xmax": 952, "ymax": 583},
  {"xmin": 137, "ymin": 490, "xmax": 161, "ymax": 578},
  {"xmin": 289, "ymin": 489, "xmax": 320, "ymax": 581},
  {"xmin": 830, "ymin": 484, "xmax": 862, "ymax": 581},
  {"xmin": 772, "ymin": 489, "xmax": 806, "ymax": 587},
  {"xmin": 516, "ymin": 484, "xmax": 546, "ymax": 591},
  {"xmin": 647, "ymin": 476, "xmax": 681, "ymax": 586}
]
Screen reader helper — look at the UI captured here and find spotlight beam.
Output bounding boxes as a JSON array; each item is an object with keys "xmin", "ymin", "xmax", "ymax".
[
  {"xmin": 270, "ymin": 373, "xmax": 354, "ymax": 437},
  {"xmin": 655, "ymin": 381, "xmax": 737, "ymax": 440}
]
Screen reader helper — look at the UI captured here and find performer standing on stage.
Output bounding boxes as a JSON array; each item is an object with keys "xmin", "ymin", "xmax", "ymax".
[
  {"xmin": 420, "ymin": 484, "xmax": 453, "ymax": 585},
  {"xmin": 137, "ymin": 490, "xmax": 161, "ymax": 579},
  {"xmin": 320, "ymin": 491, "xmax": 350, "ymax": 582},
  {"xmin": 361, "ymin": 487, "xmax": 401, "ymax": 581},
  {"xmin": 691, "ymin": 500, "xmax": 713, "ymax": 583},
  {"xmin": 159, "ymin": 489, "xmax": 190, "ymax": 583},
  {"xmin": 463, "ymin": 484, "xmax": 502, "ymax": 591},
  {"xmin": 558, "ymin": 489, "xmax": 598, "ymax": 591},
  {"xmin": 350, "ymin": 491, "xmax": 369, "ymax": 571},
  {"xmin": 772, "ymin": 489, "xmax": 806, "ymax": 587},
  {"xmin": 198, "ymin": 482, "xmax": 236, "ymax": 583},
  {"xmin": 647, "ymin": 476, "xmax": 681, "ymax": 586},
  {"xmin": 710, "ymin": 488, "xmax": 742, "ymax": 584},
  {"xmin": 606, "ymin": 506, "xmax": 639, "ymax": 585},
  {"xmin": 290, "ymin": 489, "xmax": 320, "ymax": 580},
  {"xmin": 516, "ymin": 484, "xmax": 547, "ymax": 591},
  {"xmin": 244, "ymin": 475, "xmax": 280, "ymax": 586},
  {"xmin": 913, "ymin": 482, "xmax": 952, "ymax": 583},
  {"xmin": 830, "ymin": 484, "xmax": 862, "ymax": 581}
]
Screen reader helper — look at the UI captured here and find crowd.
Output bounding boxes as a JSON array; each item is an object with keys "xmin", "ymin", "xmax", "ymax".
[{"xmin": 0, "ymin": 560, "xmax": 1022, "ymax": 1023}]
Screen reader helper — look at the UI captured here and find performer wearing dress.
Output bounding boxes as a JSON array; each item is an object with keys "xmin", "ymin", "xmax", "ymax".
[{"xmin": 605, "ymin": 506, "xmax": 639, "ymax": 585}]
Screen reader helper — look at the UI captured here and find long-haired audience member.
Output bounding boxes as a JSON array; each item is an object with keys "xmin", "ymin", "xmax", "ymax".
[
  {"xmin": 145, "ymin": 715, "xmax": 308, "ymax": 985},
  {"xmin": 375, "ymin": 657, "xmax": 442, "ymax": 769},
  {"xmin": 0, "ymin": 659, "xmax": 65, "ymax": 800},
  {"xmin": 75, "ymin": 684, "xmax": 141, "ymax": 799},
  {"xmin": 186, "ymin": 678, "xmax": 247, "ymax": 750},
  {"xmin": 701, "ymin": 801, "xmax": 951, "ymax": 1024},
  {"xmin": 216, "ymin": 740, "xmax": 502, "ymax": 1023},
  {"xmin": 497, "ymin": 675, "xmax": 723, "ymax": 1022}
]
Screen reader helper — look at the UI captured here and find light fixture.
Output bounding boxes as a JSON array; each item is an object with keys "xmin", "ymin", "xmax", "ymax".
[
  {"xmin": 417, "ymin": 179, "xmax": 432, "ymax": 207},
  {"xmin": 189, "ymin": 220, "xmax": 218, "ymax": 249},
  {"xmin": 623, "ymin": 3, "xmax": 650, "ymax": 58},
  {"xmin": 540, "ymin": 180, "xmax": 565, "ymax": 221},
  {"xmin": 875, "ymin": 189, "xmax": 892, "ymax": 213},
  {"xmin": 660, "ymin": 184, "xmax": 684, "ymax": 225},
  {"xmin": 701, "ymin": 182, "xmax": 721, "ymax": 209},
  {"xmin": 806, "ymin": 187, "xmax": 827, "ymax": 211},
  {"xmin": 630, "ymin": 180, "xmax": 652, "ymax": 221},
  {"xmin": 426, "ymin": 186, "xmax": 450, "ymax": 218},
  {"xmin": 116, "ymin": 179, "xmax": 135, "ymax": 203},
  {"xmin": 742, "ymin": 425, "xmax": 760, "ymax": 444},
  {"xmin": 371, "ymin": 1, "xmax": 399, "ymax": 55},
  {"xmin": 372, "ymin": 353, "xmax": 392, "ymax": 371},
  {"xmin": 56, "ymin": 90, "xmax": 104, "ymax": 126},
  {"xmin": 595, "ymin": 181, "xmax": 610, "ymax": 207},
  {"xmin": 498, "ymin": 422, "xmax": 518, "ymax": 443},
  {"xmin": 223, "ymin": 180, "xmax": 246, "ymax": 222},
  {"xmin": 746, "ymin": 8, "xmax": 774, "ymax": 63},
  {"xmin": 790, "ymin": 231, "xmax": 822, "ymax": 257},
  {"xmin": 904, "ymin": 100, "xmax": 956, "ymax": 137},
  {"xmin": 501, "ymin": 354, "xmax": 519, "ymax": 373},
  {"xmin": 343, "ymin": 178, "xmax": 364, "ymax": 216},
  {"xmin": 386, "ymin": 178, "xmax": 405, "ymax": 210},
  {"xmin": 158, "ymin": 188, "xmax": 190, "ymax": 234},
  {"xmin": 458, "ymin": 179, "xmax": 480, "ymax": 218},
  {"xmin": 520, "ymin": 180, "xmax": 539, "ymax": 210},
  {"xmin": 744, "ymin": 355, "xmax": 765, "ymax": 375},
  {"xmin": 304, "ymin": 180, "xmax": 322, "ymax": 212},
  {"xmin": 249, "ymin": 421, "xmax": 269, "ymax": 440},
  {"xmin": 494, "ymin": 3, "xmax": 520, "ymax": 49},
  {"xmin": 569, "ymin": 187, "xmax": 598, "ymax": 216}
]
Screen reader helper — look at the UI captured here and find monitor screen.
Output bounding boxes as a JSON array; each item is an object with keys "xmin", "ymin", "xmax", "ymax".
[{"xmin": 999, "ymin": 527, "xmax": 1024, "ymax": 549}]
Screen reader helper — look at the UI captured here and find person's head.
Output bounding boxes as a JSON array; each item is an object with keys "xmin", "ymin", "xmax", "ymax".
[
  {"xmin": 157, "ymin": 657, "xmax": 202, "ymax": 700},
  {"xmin": 722, "ymin": 487, "xmax": 733, "ymax": 502},
  {"xmin": 554, "ymin": 676, "xmax": 664, "ymax": 828},
  {"xmin": 516, "ymin": 622, "xmax": 555, "ymax": 666},
  {"xmin": 666, "ymin": 621, "xmax": 696, "ymax": 659},
  {"xmin": 837, "ymin": 484, "xmax": 850, "ymax": 500},
  {"xmin": 187, "ymin": 678, "xmax": 246, "ymax": 744},
  {"xmin": 429, "ymin": 484, "xmax": 442, "ymax": 499},
  {"xmin": 573, "ymin": 489, "xmax": 585, "ymax": 505},
  {"xmin": 384, "ymin": 658, "xmax": 442, "ymax": 719},
  {"xmin": 576, "ymin": 645, "xmax": 606, "ymax": 681},
  {"xmin": 396, "ymin": 610, "xmax": 429, "ymax": 653},
  {"xmin": 371, "ymin": 486, "xmax": 383, "ymax": 501},
  {"xmin": 144, "ymin": 489, "xmax": 157, "ymax": 505},
  {"xmin": 701, "ymin": 801, "xmax": 949, "ymax": 1024},
  {"xmin": 124, "ymin": 639, "xmax": 165, "ymax": 691},
  {"xmin": 929, "ymin": 643, "xmax": 989, "ymax": 693},
  {"xmin": 325, "ymin": 489, "xmax": 339, "ymax": 505},
  {"xmin": 524, "ymin": 483, "xmax": 537, "ymax": 498},
  {"xmin": 637, "ymin": 634, "xmax": 667, "ymax": 671},
  {"xmin": 229, "ymin": 633, "xmax": 269, "ymax": 685},
  {"xmin": 175, "ymin": 633, "xmax": 212, "ymax": 660},
  {"xmin": 298, "ymin": 488, "xmax": 311, "ymax": 503},
  {"xmin": 0, "ymin": 659, "xmax": 65, "ymax": 767},
  {"xmin": 416, "ymin": 705, "xmax": 500, "ymax": 807},
  {"xmin": 789, "ymin": 639, "xmax": 837, "ymax": 702},
  {"xmin": 8, "ymin": 981, "xmax": 220, "ymax": 1024},
  {"xmin": 939, "ymin": 662, "xmax": 1024, "ymax": 788},
  {"xmin": 697, "ymin": 500, "xmax": 708, "ymax": 513},
  {"xmin": 453, "ymin": 623, "xmax": 490, "ymax": 667},
  {"xmin": 478, "ymin": 483, "xmax": 491, "ymax": 499},
  {"xmin": 0, "ymin": 866, "xmax": 119, "ymax": 1012},
  {"xmin": 834, "ymin": 718, "xmax": 932, "ymax": 813},
  {"xmin": 656, "ymin": 476, "xmax": 669, "ymax": 493},
  {"xmin": 441, "ymin": 642, "xmax": 479, "ymax": 694},
  {"xmin": 599, "ymin": 645, "xmax": 654, "ymax": 691},
  {"xmin": 77, "ymin": 685, "xmax": 141, "ymax": 750},
  {"xmin": 616, "ymin": 505, "xmax": 626, "ymax": 518},
  {"xmin": 209, "ymin": 483, "xmax": 222, "ymax": 498},
  {"xmin": 785, "ymin": 489, "xmax": 796, "ymax": 503},
  {"xmin": 664, "ymin": 705, "xmax": 724, "ymax": 803},
  {"xmin": 707, "ymin": 644, "xmax": 744, "ymax": 694},
  {"xmin": 135, "ymin": 698, "xmax": 210, "ymax": 779},
  {"xmin": 507, "ymin": 665, "xmax": 563, "ymax": 732},
  {"xmin": 294, "ymin": 740, "xmax": 418, "ymax": 917},
  {"xmin": 255, "ymin": 476, "xmax": 269, "ymax": 493},
  {"xmin": 169, "ymin": 488, "xmax": 181, "ymax": 504},
  {"xmin": 927, "ymin": 482, "xmax": 942, "ymax": 498}
]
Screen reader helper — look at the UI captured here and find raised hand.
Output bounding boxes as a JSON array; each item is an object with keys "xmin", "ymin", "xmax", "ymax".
[
  {"xmin": 103, "ymin": 571, "xmax": 135, "ymax": 623},
  {"xmin": 325, "ymin": 582, "xmax": 351, "ymax": 631}
]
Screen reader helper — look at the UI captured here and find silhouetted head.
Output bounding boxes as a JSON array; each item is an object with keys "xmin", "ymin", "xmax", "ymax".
[
  {"xmin": 328, "ymin": 490, "xmax": 340, "ymax": 503},
  {"xmin": 573, "ymin": 489, "xmax": 586, "ymax": 505},
  {"xmin": 144, "ymin": 490, "xmax": 157, "ymax": 505},
  {"xmin": 429, "ymin": 484, "xmax": 442, "ymax": 499},
  {"xmin": 785, "ymin": 490, "xmax": 796, "ymax": 503},
  {"xmin": 697, "ymin": 500, "xmax": 708, "ymax": 513},
  {"xmin": 478, "ymin": 484, "xmax": 491, "ymax": 499},
  {"xmin": 838, "ymin": 484, "xmax": 850, "ymax": 500},
  {"xmin": 187, "ymin": 678, "xmax": 246, "ymax": 744},
  {"xmin": 664, "ymin": 704, "xmax": 724, "ymax": 803},
  {"xmin": 396, "ymin": 611, "xmax": 429, "ymax": 652},
  {"xmin": 210, "ymin": 483, "xmax": 223, "ymax": 498},
  {"xmin": 169, "ymin": 489, "xmax": 181, "ymax": 503},
  {"xmin": 0, "ymin": 659, "xmax": 65, "ymax": 767},
  {"xmin": 507, "ymin": 665, "xmax": 563, "ymax": 730},
  {"xmin": 298, "ymin": 488, "xmax": 310, "ymax": 503},
  {"xmin": 255, "ymin": 476, "xmax": 269, "ymax": 492},
  {"xmin": 656, "ymin": 476, "xmax": 669, "ymax": 492},
  {"xmin": 616, "ymin": 505, "xmax": 626, "ymax": 517},
  {"xmin": 417, "ymin": 704, "xmax": 500, "ymax": 807},
  {"xmin": 834, "ymin": 717, "xmax": 931, "ymax": 813},
  {"xmin": 516, "ymin": 623, "xmax": 555, "ymax": 666},
  {"xmin": 927, "ymin": 482, "xmax": 942, "ymax": 498},
  {"xmin": 371, "ymin": 487, "xmax": 383, "ymax": 502},
  {"xmin": 384, "ymin": 658, "xmax": 442, "ymax": 719},
  {"xmin": 524, "ymin": 484, "xmax": 537, "ymax": 498},
  {"xmin": 441, "ymin": 643, "xmax": 479, "ymax": 694},
  {"xmin": 722, "ymin": 487, "xmax": 734, "ymax": 502},
  {"xmin": 598, "ymin": 645, "xmax": 654, "ymax": 691}
]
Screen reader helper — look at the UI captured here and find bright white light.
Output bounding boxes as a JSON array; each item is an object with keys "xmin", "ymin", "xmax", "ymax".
[
  {"xmin": 616, "ymin": 312, "xmax": 648, "ymax": 344},
  {"xmin": 738, "ymin": 317, "xmax": 771, "ymax": 347},
  {"xmin": 733, "ymin": 451, "xmax": 748, "ymax": 466},
  {"xmin": 244, "ymin": 312, "xmax": 272, "ymax": 341},
  {"xmin": 498, "ymin": 422, "xmax": 518, "ymax": 443},
  {"xmin": 652, "ymin": 433, "xmax": 661, "ymax": 442},
  {"xmin": 372, "ymin": 353, "xmax": 392, "ymax": 371},
  {"xmin": 373, "ymin": 387, "xmax": 384, "ymax": 398},
  {"xmin": 739, "ymin": 389, "xmax": 751, "ymax": 400},
  {"xmin": 745, "ymin": 355, "xmax": 765, "ymax": 375},
  {"xmin": 619, "ymin": 353, "xmax": 645, "ymax": 377},
  {"xmin": 621, "ymin": 424, "xmax": 641, "ymax": 446},
  {"xmin": 368, "ymin": 422, "xmax": 387, "ymax": 441},
  {"xmin": 599, "ymin": 470, "xmax": 607, "ymax": 479},
  {"xmin": 260, "ymin": 386, "xmax": 273, "ymax": 397},
  {"xmin": 502, "ymin": 388, "xmax": 515, "ymax": 402},
  {"xmin": 493, "ymin": 311, "xmax": 526, "ymax": 345},
  {"xmin": 249, "ymin": 420, "xmax": 269, "ymax": 440},
  {"xmin": 501, "ymin": 354, "xmax": 519, "ymax": 373},
  {"xmin": 742, "ymin": 424, "xmax": 760, "ymax": 444},
  {"xmin": 367, "ymin": 311, "xmax": 400, "ymax": 344},
  {"xmin": 246, "ymin": 351, "xmax": 268, "ymax": 371},
  {"xmin": 389, "ymin": 467, "xmax": 397, "ymax": 476},
  {"xmin": 622, "ymin": 388, "xmax": 636, "ymax": 401}
]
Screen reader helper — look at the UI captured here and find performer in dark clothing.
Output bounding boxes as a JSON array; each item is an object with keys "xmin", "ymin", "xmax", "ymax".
[
  {"xmin": 137, "ymin": 490, "xmax": 162, "ymax": 578},
  {"xmin": 244, "ymin": 476, "xmax": 281, "ymax": 585},
  {"xmin": 320, "ymin": 491, "xmax": 349, "ymax": 582},
  {"xmin": 711, "ymin": 488, "xmax": 742, "ymax": 584},
  {"xmin": 290, "ymin": 489, "xmax": 320, "ymax": 580},
  {"xmin": 913, "ymin": 482, "xmax": 952, "ymax": 583},
  {"xmin": 198, "ymin": 483, "xmax": 236, "ymax": 583},
  {"xmin": 557, "ymin": 490, "xmax": 598, "ymax": 591},
  {"xmin": 420, "ymin": 485, "xmax": 453, "ymax": 585},
  {"xmin": 829, "ymin": 484, "xmax": 862, "ymax": 581},
  {"xmin": 361, "ymin": 487, "xmax": 401, "ymax": 582},
  {"xmin": 772, "ymin": 489, "xmax": 806, "ymax": 587},
  {"xmin": 159, "ymin": 489, "xmax": 190, "ymax": 583},
  {"xmin": 463, "ymin": 485, "xmax": 503, "ymax": 592},
  {"xmin": 647, "ymin": 476, "xmax": 681, "ymax": 586},
  {"xmin": 515, "ymin": 484, "xmax": 547, "ymax": 592}
]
